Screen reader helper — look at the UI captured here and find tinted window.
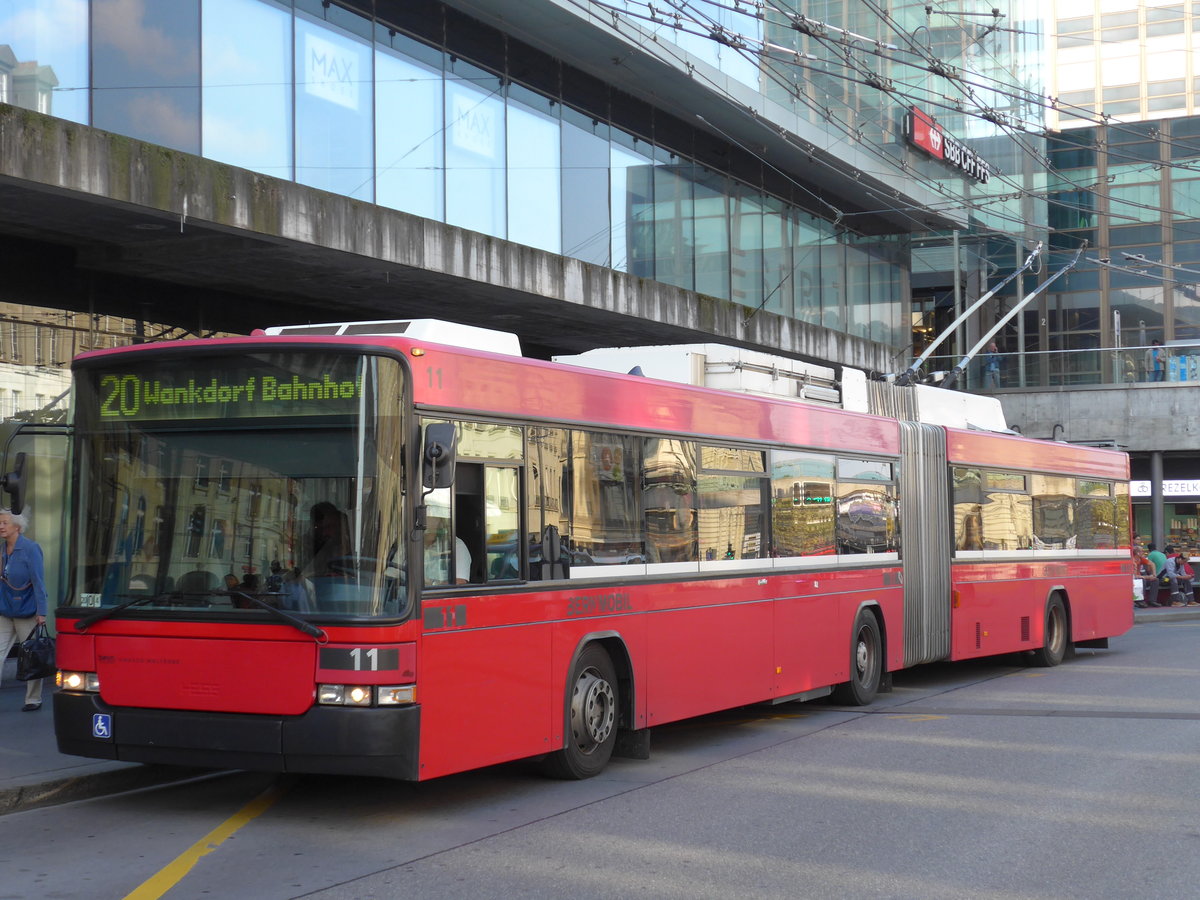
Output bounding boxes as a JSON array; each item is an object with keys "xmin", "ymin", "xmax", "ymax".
[
  {"xmin": 507, "ymin": 88, "xmax": 561, "ymax": 253},
  {"xmin": 642, "ymin": 437, "xmax": 696, "ymax": 563},
  {"xmin": 568, "ymin": 431, "xmax": 643, "ymax": 566},
  {"xmin": 1032, "ymin": 474, "xmax": 1076, "ymax": 549},
  {"xmin": 376, "ymin": 39, "xmax": 444, "ymax": 219},
  {"xmin": 524, "ymin": 426, "xmax": 569, "ymax": 580},
  {"xmin": 698, "ymin": 474, "xmax": 766, "ymax": 560},
  {"xmin": 953, "ymin": 467, "xmax": 984, "ymax": 550},
  {"xmin": 202, "ymin": 0, "xmax": 292, "ymax": 177},
  {"xmin": 1, "ymin": 0, "xmax": 89, "ymax": 122},
  {"xmin": 836, "ymin": 483, "xmax": 897, "ymax": 555},
  {"xmin": 295, "ymin": 14, "xmax": 373, "ymax": 200},
  {"xmin": 445, "ymin": 61, "xmax": 505, "ymax": 237},
  {"xmin": 561, "ymin": 110, "xmax": 611, "ymax": 266},
  {"xmin": 770, "ymin": 451, "xmax": 835, "ymax": 557},
  {"xmin": 93, "ymin": 0, "xmax": 201, "ymax": 152}
]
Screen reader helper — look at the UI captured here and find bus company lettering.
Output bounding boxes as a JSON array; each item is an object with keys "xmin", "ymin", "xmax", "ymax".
[
  {"xmin": 98, "ymin": 654, "xmax": 181, "ymax": 665},
  {"xmin": 566, "ymin": 592, "xmax": 632, "ymax": 616},
  {"xmin": 99, "ymin": 372, "xmax": 362, "ymax": 417}
]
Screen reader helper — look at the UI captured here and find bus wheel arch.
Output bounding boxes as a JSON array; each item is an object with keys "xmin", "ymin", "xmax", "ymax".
[
  {"xmin": 543, "ymin": 637, "xmax": 629, "ymax": 779},
  {"xmin": 832, "ymin": 603, "xmax": 884, "ymax": 706},
  {"xmin": 1030, "ymin": 591, "xmax": 1071, "ymax": 667}
]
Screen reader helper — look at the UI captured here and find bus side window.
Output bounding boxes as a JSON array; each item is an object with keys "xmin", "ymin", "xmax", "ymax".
[
  {"xmin": 526, "ymin": 426, "xmax": 570, "ymax": 581},
  {"xmin": 479, "ymin": 465, "xmax": 519, "ymax": 582}
]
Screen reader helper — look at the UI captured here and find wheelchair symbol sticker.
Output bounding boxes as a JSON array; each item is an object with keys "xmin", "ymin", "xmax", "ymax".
[{"xmin": 92, "ymin": 714, "xmax": 112, "ymax": 740}]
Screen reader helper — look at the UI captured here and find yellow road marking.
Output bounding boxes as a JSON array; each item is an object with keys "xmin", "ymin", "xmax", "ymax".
[
  {"xmin": 670, "ymin": 711, "xmax": 811, "ymax": 729},
  {"xmin": 123, "ymin": 780, "xmax": 291, "ymax": 900}
]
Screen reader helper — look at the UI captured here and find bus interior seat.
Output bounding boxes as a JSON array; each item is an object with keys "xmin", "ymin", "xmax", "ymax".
[
  {"xmin": 177, "ymin": 570, "xmax": 218, "ymax": 594},
  {"xmin": 128, "ymin": 574, "xmax": 154, "ymax": 595}
]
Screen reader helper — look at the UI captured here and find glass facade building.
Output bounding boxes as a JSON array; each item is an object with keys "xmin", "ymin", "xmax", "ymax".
[
  {"xmin": 916, "ymin": 114, "xmax": 1200, "ymax": 389},
  {"xmin": 0, "ymin": 0, "xmax": 1048, "ymax": 358},
  {"xmin": 1044, "ymin": 118, "xmax": 1200, "ymax": 381},
  {"xmin": 1051, "ymin": 0, "xmax": 1200, "ymax": 128}
]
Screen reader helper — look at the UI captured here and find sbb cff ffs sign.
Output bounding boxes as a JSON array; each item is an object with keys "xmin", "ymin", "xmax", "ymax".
[{"xmin": 906, "ymin": 106, "xmax": 991, "ymax": 184}]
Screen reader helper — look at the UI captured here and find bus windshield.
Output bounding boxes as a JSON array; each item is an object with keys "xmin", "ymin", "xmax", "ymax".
[{"xmin": 68, "ymin": 350, "xmax": 407, "ymax": 619}]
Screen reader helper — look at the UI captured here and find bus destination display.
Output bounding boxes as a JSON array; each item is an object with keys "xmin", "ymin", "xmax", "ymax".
[{"xmin": 88, "ymin": 356, "xmax": 365, "ymax": 421}]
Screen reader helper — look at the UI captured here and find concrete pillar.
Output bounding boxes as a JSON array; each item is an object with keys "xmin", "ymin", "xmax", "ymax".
[{"xmin": 1151, "ymin": 451, "xmax": 1164, "ymax": 548}]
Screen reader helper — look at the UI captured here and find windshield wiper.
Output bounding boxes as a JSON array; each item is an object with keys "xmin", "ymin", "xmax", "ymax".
[
  {"xmin": 74, "ymin": 591, "xmax": 326, "ymax": 641},
  {"xmin": 74, "ymin": 595, "xmax": 161, "ymax": 631},
  {"xmin": 225, "ymin": 591, "xmax": 327, "ymax": 641}
]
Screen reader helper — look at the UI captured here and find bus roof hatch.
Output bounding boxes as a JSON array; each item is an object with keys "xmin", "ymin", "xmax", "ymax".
[{"xmin": 262, "ymin": 319, "xmax": 522, "ymax": 356}]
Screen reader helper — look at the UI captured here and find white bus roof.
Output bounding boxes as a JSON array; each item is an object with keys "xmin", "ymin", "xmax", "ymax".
[
  {"xmin": 556, "ymin": 343, "xmax": 1011, "ymax": 432},
  {"xmin": 263, "ymin": 319, "xmax": 522, "ymax": 356}
]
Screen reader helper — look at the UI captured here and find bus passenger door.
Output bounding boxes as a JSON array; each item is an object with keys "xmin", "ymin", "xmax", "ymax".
[{"xmin": 420, "ymin": 458, "xmax": 548, "ymax": 777}]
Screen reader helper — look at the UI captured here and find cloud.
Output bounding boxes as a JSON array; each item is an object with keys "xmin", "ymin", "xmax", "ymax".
[
  {"xmin": 124, "ymin": 91, "xmax": 198, "ymax": 151},
  {"xmin": 92, "ymin": 0, "xmax": 196, "ymax": 80}
]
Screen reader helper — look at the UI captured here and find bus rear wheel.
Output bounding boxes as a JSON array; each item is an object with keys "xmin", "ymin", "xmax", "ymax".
[
  {"xmin": 1030, "ymin": 595, "xmax": 1068, "ymax": 667},
  {"xmin": 832, "ymin": 608, "xmax": 882, "ymax": 706},
  {"xmin": 542, "ymin": 644, "xmax": 618, "ymax": 779}
]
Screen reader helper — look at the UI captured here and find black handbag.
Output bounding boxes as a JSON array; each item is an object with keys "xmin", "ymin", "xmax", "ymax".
[{"xmin": 16, "ymin": 623, "xmax": 55, "ymax": 681}]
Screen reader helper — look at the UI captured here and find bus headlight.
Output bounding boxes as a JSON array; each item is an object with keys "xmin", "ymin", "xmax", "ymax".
[
  {"xmin": 345, "ymin": 685, "xmax": 372, "ymax": 706},
  {"xmin": 317, "ymin": 684, "xmax": 415, "ymax": 706},
  {"xmin": 58, "ymin": 671, "xmax": 101, "ymax": 693},
  {"xmin": 318, "ymin": 684, "xmax": 346, "ymax": 705},
  {"xmin": 317, "ymin": 684, "xmax": 373, "ymax": 707}
]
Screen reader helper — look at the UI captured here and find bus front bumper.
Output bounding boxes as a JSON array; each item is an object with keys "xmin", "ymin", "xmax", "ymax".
[{"xmin": 53, "ymin": 692, "xmax": 421, "ymax": 780}]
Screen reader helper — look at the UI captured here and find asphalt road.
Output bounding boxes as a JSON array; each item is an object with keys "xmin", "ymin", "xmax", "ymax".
[{"xmin": 7, "ymin": 618, "xmax": 1200, "ymax": 900}]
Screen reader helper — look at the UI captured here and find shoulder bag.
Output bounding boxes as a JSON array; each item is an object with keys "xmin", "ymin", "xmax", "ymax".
[{"xmin": 16, "ymin": 623, "xmax": 55, "ymax": 682}]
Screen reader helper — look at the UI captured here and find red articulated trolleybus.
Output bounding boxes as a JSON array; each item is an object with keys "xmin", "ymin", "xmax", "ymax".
[{"xmin": 46, "ymin": 321, "xmax": 1133, "ymax": 780}]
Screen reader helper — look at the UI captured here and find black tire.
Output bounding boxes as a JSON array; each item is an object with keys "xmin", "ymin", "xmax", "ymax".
[
  {"xmin": 1030, "ymin": 595, "xmax": 1068, "ymax": 667},
  {"xmin": 831, "ymin": 608, "xmax": 883, "ymax": 706},
  {"xmin": 542, "ymin": 644, "xmax": 619, "ymax": 779}
]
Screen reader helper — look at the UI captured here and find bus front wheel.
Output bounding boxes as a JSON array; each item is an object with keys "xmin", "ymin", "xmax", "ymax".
[
  {"xmin": 542, "ymin": 644, "xmax": 619, "ymax": 779},
  {"xmin": 832, "ymin": 608, "xmax": 882, "ymax": 706},
  {"xmin": 1030, "ymin": 595, "xmax": 1068, "ymax": 667}
]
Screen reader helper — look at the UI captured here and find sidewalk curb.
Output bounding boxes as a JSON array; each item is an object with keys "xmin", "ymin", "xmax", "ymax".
[
  {"xmin": 1134, "ymin": 608, "xmax": 1200, "ymax": 624},
  {"xmin": 0, "ymin": 764, "xmax": 216, "ymax": 816}
]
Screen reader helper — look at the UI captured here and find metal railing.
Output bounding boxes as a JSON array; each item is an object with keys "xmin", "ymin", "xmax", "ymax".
[{"xmin": 911, "ymin": 342, "xmax": 1200, "ymax": 392}]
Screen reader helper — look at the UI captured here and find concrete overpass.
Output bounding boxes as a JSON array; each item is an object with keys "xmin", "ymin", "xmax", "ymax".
[
  {"xmin": 0, "ymin": 104, "xmax": 892, "ymax": 371},
  {"xmin": 995, "ymin": 382, "xmax": 1196, "ymax": 454}
]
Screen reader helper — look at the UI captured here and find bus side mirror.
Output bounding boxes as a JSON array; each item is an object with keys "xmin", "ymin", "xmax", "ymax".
[
  {"xmin": 542, "ymin": 524, "xmax": 561, "ymax": 564},
  {"xmin": 540, "ymin": 524, "xmax": 566, "ymax": 580},
  {"xmin": 1, "ymin": 452, "xmax": 25, "ymax": 515},
  {"xmin": 422, "ymin": 424, "xmax": 457, "ymax": 489}
]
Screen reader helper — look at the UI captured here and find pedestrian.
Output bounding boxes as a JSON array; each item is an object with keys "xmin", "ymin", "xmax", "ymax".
[
  {"xmin": 1147, "ymin": 542, "xmax": 1168, "ymax": 606},
  {"xmin": 982, "ymin": 341, "xmax": 1002, "ymax": 389},
  {"xmin": 0, "ymin": 507, "xmax": 49, "ymax": 711},
  {"xmin": 1146, "ymin": 339, "xmax": 1166, "ymax": 382},
  {"xmin": 1186, "ymin": 549, "xmax": 1200, "ymax": 606},
  {"xmin": 1133, "ymin": 545, "xmax": 1156, "ymax": 608},
  {"xmin": 1163, "ymin": 544, "xmax": 1188, "ymax": 607},
  {"xmin": 1167, "ymin": 546, "xmax": 1196, "ymax": 606}
]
